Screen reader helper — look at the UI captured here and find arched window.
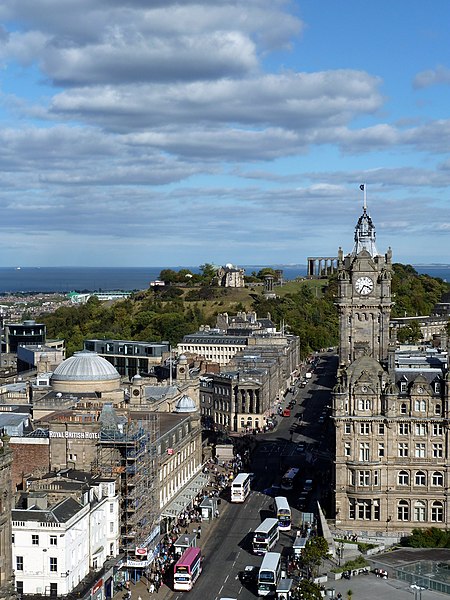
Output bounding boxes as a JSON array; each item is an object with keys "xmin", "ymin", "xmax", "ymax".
[
  {"xmin": 431, "ymin": 501, "xmax": 444, "ymax": 522},
  {"xmin": 400, "ymin": 403, "xmax": 407, "ymax": 414},
  {"xmin": 414, "ymin": 500, "xmax": 426, "ymax": 522},
  {"xmin": 398, "ymin": 471, "xmax": 409, "ymax": 486},
  {"xmin": 432, "ymin": 472, "xmax": 443, "ymax": 487},
  {"xmin": 415, "ymin": 471, "xmax": 426, "ymax": 486},
  {"xmin": 435, "ymin": 404, "xmax": 441, "ymax": 415},
  {"xmin": 398, "ymin": 500, "xmax": 409, "ymax": 521}
]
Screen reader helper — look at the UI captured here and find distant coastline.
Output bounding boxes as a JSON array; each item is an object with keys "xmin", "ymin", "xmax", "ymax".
[{"xmin": 0, "ymin": 264, "xmax": 448, "ymax": 294}]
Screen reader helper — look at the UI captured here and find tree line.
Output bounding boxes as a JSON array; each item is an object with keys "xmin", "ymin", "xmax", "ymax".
[{"xmin": 39, "ymin": 263, "xmax": 449, "ymax": 357}]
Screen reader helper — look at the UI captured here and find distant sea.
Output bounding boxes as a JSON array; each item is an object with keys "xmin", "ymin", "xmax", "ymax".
[{"xmin": 0, "ymin": 264, "xmax": 448, "ymax": 294}]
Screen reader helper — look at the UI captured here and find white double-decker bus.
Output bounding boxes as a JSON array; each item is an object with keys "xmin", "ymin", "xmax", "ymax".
[
  {"xmin": 275, "ymin": 496, "xmax": 291, "ymax": 531},
  {"xmin": 252, "ymin": 518, "xmax": 279, "ymax": 555},
  {"xmin": 231, "ymin": 472, "xmax": 251, "ymax": 503},
  {"xmin": 257, "ymin": 552, "xmax": 281, "ymax": 596}
]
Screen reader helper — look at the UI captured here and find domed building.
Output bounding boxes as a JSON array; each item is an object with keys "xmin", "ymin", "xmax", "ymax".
[
  {"xmin": 51, "ymin": 350, "xmax": 121, "ymax": 394},
  {"xmin": 174, "ymin": 394, "xmax": 197, "ymax": 413}
]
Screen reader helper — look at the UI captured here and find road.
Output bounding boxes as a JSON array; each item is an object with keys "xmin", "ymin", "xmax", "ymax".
[{"xmin": 172, "ymin": 353, "xmax": 339, "ymax": 600}]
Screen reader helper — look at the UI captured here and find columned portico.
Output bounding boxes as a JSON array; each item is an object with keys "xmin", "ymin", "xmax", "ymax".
[{"xmin": 307, "ymin": 256, "xmax": 339, "ymax": 278}]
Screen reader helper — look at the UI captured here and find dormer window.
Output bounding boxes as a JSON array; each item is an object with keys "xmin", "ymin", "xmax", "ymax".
[
  {"xmin": 400, "ymin": 381, "xmax": 407, "ymax": 393},
  {"xmin": 435, "ymin": 382, "xmax": 441, "ymax": 394}
]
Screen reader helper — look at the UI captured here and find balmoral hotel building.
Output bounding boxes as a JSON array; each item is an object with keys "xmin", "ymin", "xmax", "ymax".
[{"xmin": 333, "ymin": 200, "xmax": 449, "ymax": 536}]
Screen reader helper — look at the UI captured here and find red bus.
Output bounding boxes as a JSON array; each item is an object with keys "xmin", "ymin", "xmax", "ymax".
[{"xmin": 173, "ymin": 547, "xmax": 202, "ymax": 591}]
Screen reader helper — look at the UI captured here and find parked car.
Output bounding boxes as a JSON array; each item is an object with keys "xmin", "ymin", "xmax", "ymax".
[{"xmin": 296, "ymin": 442, "xmax": 306, "ymax": 453}]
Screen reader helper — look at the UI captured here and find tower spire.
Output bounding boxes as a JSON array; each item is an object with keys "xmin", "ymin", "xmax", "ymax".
[{"xmin": 352, "ymin": 184, "xmax": 378, "ymax": 257}]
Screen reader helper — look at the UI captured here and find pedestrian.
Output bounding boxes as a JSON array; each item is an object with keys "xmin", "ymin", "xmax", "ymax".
[
  {"xmin": 148, "ymin": 582, "xmax": 155, "ymax": 594},
  {"xmin": 138, "ymin": 596, "xmax": 142, "ymax": 600}
]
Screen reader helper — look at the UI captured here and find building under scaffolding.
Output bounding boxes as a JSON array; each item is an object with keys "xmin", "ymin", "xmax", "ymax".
[{"xmin": 94, "ymin": 405, "xmax": 159, "ymax": 559}]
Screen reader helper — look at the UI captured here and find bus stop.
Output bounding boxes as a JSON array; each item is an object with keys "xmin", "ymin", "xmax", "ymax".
[
  {"xmin": 276, "ymin": 578, "xmax": 293, "ymax": 599},
  {"xmin": 200, "ymin": 497, "xmax": 218, "ymax": 520},
  {"xmin": 174, "ymin": 533, "xmax": 197, "ymax": 556},
  {"xmin": 292, "ymin": 532, "xmax": 308, "ymax": 558}
]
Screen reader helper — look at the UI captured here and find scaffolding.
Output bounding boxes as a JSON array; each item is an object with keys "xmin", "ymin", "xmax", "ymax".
[{"xmin": 92, "ymin": 405, "xmax": 159, "ymax": 556}]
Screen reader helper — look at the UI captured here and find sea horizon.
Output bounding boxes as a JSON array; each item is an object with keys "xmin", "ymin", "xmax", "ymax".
[{"xmin": 0, "ymin": 264, "xmax": 448, "ymax": 294}]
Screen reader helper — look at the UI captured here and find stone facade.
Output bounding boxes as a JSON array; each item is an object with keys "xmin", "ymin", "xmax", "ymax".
[
  {"xmin": 332, "ymin": 203, "xmax": 450, "ymax": 536},
  {"xmin": 0, "ymin": 438, "xmax": 15, "ymax": 600}
]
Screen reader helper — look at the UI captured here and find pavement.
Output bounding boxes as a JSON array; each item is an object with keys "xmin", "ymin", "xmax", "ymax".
[{"xmin": 112, "ymin": 463, "xmax": 234, "ymax": 600}]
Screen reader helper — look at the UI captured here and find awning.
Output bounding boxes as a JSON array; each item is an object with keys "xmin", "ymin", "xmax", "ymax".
[{"xmin": 161, "ymin": 471, "xmax": 210, "ymax": 518}]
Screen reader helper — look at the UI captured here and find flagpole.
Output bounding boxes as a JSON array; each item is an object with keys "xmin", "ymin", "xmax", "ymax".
[{"xmin": 361, "ymin": 183, "xmax": 367, "ymax": 210}]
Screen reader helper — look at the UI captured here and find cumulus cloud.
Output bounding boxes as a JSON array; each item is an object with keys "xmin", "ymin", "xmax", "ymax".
[{"xmin": 0, "ymin": 0, "xmax": 449, "ymax": 266}]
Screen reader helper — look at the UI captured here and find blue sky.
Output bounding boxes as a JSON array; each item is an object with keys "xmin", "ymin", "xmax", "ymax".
[{"xmin": 0, "ymin": 0, "xmax": 449, "ymax": 267}]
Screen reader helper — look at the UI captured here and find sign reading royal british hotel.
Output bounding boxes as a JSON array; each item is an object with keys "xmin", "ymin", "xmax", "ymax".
[{"xmin": 49, "ymin": 430, "xmax": 100, "ymax": 439}]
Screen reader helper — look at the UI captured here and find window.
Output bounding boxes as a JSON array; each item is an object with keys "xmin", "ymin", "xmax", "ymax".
[
  {"xmin": 400, "ymin": 381, "xmax": 407, "ymax": 393},
  {"xmin": 398, "ymin": 443, "xmax": 408, "ymax": 457},
  {"xmin": 398, "ymin": 500, "xmax": 409, "ymax": 521},
  {"xmin": 435, "ymin": 404, "xmax": 442, "ymax": 415},
  {"xmin": 110, "ymin": 522, "xmax": 114, "ymax": 533},
  {"xmin": 433, "ymin": 424, "xmax": 443, "ymax": 436},
  {"xmin": 398, "ymin": 470, "xmax": 409, "ymax": 485},
  {"xmin": 50, "ymin": 557, "xmax": 57, "ymax": 572},
  {"xmin": 414, "ymin": 399, "xmax": 426, "ymax": 412},
  {"xmin": 16, "ymin": 582, "xmax": 23, "ymax": 596},
  {"xmin": 110, "ymin": 503, "xmax": 114, "ymax": 513},
  {"xmin": 50, "ymin": 583, "xmax": 58, "ymax": 598},
  {"xmin": 399, "ymin": 423, "xmax": 409, "ymax": 435},
  {"xmin": 32, "ymin": 534, "xmax": 39, "ymax": 545},
  {"xmin": 400, "ymin": 402, "xmax": 407, "ymax": 414},
  {"xmin": 373, "ymin": 470, "xmax": 379, "ymax": 486},
  {"xmin": 414, "ymin": 500, "xmax": 426, "ymax": 522},
  {"xmin": 16, "ymin": 556, "xmax": 24, "ymax": 571},
  {"xmin": 359, "ymin": 443, "xmax": 370, "ymax": 461},
  {"xmin": 358, "ymin": 470, "xmax": 370, "ymax": 486},
  {"xmin": 415, "ymin": 423, "xmax": 426, "ymax": 436},
  {"xmin": 344, "ymin": 423, "xmax": 351, "ymax": 434},
  {"xmin": 344, "ymin": 442, "xmax": 351, "ymax": 457},
  {"xmin": 357, "ymin": 500, "xmax": 371, "ymax": 520},
  {"xmin": 415, "ymin": 443, "xmax": 426, "ymax": 458},
  {"xmin": 432, "ymin": 472, "xmax": 443, "ymax": 487},
  {"xmin": 358, "ymin": 399, "xmax": 371, "ymax": 410},
  {"xmin": 415, "ymin": 471, "xmax": 426, "ymax": 486},
  {"xmin": 378, "ymin": 443, "xmax": 385, "ymax": 458},
  {"xmin": 431, "ymin": 501, "xmax": 444, "ymax": 523},
  {"xmin": 50, "ymin": 535, "xmax": 57, "ymax": 546},
  {"xmin": 360, "ymin": 423, "xmax": 370, "ymax": 435},
  {"xmin": 435, "ymin": 382, "xmax": 441, "ymax": 394},
  {"xmin": 349, "ymin": 498, "xmax": 356, "ymax": 520},
  {"xmin": 373, "ymin": 499, "xmax": 380, "ymax": 520},
  {"xmin": 378, "ymin": 423, "xmax": 385, "ymax": 435},
  {"xmin": 432, "ymin": 443, "xmax": 443, "ymax": 458}
]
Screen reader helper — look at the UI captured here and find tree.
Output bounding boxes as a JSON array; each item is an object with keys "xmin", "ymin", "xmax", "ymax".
[
  {"xmin": 200, "ymin": 263, "xmax": 217, "ymax": 283},
  {"xmin": 293, "ymin": 578, "xmax": 323, "ymax": 599},
  {"xmin": 301, "ymin": 537, "xmax": 329, "ymax": 579}
]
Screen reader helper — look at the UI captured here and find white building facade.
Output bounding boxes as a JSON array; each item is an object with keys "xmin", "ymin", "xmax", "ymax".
[{"xmin": 12, "ymin": 479, "xmax": 119, "ymax": 598}]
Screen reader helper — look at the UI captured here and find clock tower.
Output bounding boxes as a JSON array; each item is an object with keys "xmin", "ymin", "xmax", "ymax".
[{"xmin": 335, "ymin": 201, "xmax": 393, "ymax": 366}]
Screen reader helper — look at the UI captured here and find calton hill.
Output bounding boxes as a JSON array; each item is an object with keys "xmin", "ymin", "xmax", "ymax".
[{"xmin": 38, "ymin": 263, "xmax": 450, "ymax": 358}]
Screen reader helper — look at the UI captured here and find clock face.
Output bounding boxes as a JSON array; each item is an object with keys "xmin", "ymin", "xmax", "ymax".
[{"xmin": 355, "ymin": 276, "xmax": 374, "ymax": 295}]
